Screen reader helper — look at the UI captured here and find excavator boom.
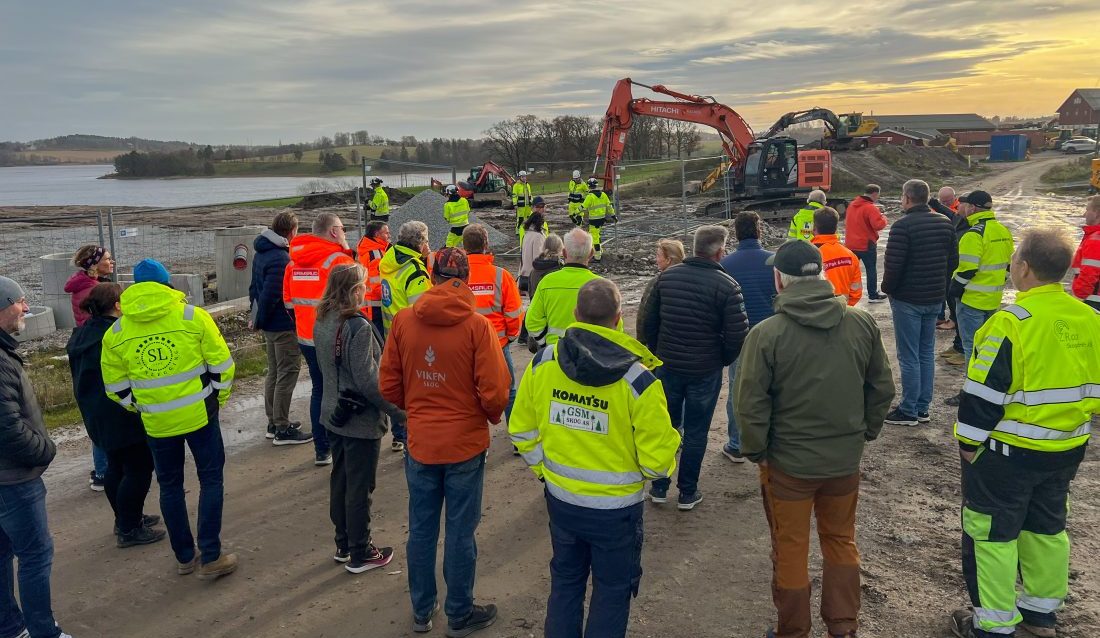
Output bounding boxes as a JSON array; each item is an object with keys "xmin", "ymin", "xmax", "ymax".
[{"xmin": 759, "ymin": 108, "xmax": 849, "ymax": 142}]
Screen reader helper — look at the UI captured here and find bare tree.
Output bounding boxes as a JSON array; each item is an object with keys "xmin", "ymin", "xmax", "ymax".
[
  {"xmin": 353, "ymin": 130, "xmax": 370, "ymax": 145},
  {"xmin": 483, "ymin": 115, "xmax": 541, "ymax": 173}
]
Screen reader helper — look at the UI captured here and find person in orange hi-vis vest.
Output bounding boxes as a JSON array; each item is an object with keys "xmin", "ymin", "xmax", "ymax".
[
  {"xmin": 811, "ymin": 207, "xmax": 863, "ymax": 306},
  {"xmin": 283, "ymin": 212, "xmax": 355, "ymax": 466},
  {"xmin": 461, "ymin": 224, "xmax": 522, "ymax": 421},
  {"xmin": 356, "ymin": 220, "xmax": 391, "ymax": 338}
]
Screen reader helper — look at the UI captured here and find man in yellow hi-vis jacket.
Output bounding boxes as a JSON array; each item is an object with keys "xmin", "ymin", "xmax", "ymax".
[
  {"xmin": 510, "ymin": 278, "xmax": 680, "ymax": 638},
  {"xmin": 101, "ymin": 259, "xmax": 239, "ymax": 580}
]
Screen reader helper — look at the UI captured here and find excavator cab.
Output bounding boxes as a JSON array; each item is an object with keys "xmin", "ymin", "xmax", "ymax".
[{"xmin": 743, "ymin": 137, "xmax": 799, "ymax": 196}]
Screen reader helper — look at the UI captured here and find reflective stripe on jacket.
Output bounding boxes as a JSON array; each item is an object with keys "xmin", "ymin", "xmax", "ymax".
[
  {"xmin": 955, "ymin": 283, "xmax": 1100, "ymax": 453},
  {"xmin": 568, "ymin": 179, "xmax": 589, "ymax": 215},
  {"xmin": 812, "ymin": 235, "xmax": 863, "ymax": 306},
  {"xmin": 284, "ymin": 235, "xmax": 356, "ymax": 345},
  {"xmin": 466, "ymin": 254, "xmax": 522, "ymax": 347},
  {"xmin": 512, "ymin": 181, "xmax": 533, "ymax": 210},
  {"xmin": 789, "ymin": 201, "xmax": 823, "ymax": 241},
  {"xmin": 379, "ymin": 243, "xmax": 431, "ymax": 333},
  {"xmin": 581, "ymin": 191, "xmax": 613, "ymax": 220},
  {"xmin": 443, "ymin": 196, "xmax": 471, "ymax": 227},
  {"xmin": 101, "ymin": 283, "xmax": 235, "ymax": 439},
  {"xmin": 952, "ymin": 210, "xmax": 1014, "ymax": 311},
  {"xmin": 509, "ymin": 323, "xmax": 680, "ymax": 509},
  {"xmin": 1071, "ymin": 224, "xmax": 1100, "ymax": 310},
  {"xmin": 356, "ymin": 236, "xmax": 389, "ymax": 308}
]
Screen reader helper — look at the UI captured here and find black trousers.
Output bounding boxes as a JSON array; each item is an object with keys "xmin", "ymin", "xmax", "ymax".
[
  {"xmin": 103, "ymin": 441, "xmax": 156, "ymax": 534},
  {"xmin": 329, "ymin": 431, "xmax": 381, "ymax": 561}
]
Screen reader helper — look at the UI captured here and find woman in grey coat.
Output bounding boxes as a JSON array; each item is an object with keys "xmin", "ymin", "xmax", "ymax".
[{"xmin": 314, "ymin": 263, "xmax": 405, "ymax": 574}]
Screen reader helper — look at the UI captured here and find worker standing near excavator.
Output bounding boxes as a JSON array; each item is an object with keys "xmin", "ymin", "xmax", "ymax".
[
  {"xmin": 567, "ymin": 170, "xmax": 588, "ymax": 226},
  {"xmin": 368, "ymin": 178, "xmax": 390, "ymax": 222},
  {"xmin": 789, "ymin": 190, "xmax": 827, "ymax": 242},
  {"xmin": 581, "ymin": 177, "xmax": 615, "ymax": 262},
  {"xmin": 443, "ymin": 184, "xmax": 471, "ymax": 248},
  {"xmin": 513, "ymin": 170, "xmax": 534, "ymax": 242}
]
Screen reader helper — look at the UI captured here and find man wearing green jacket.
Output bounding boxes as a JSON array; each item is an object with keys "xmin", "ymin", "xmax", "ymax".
[
  {"xmin": 788, "ymin": 190, "xmax": 827, "ymax": 241},
  {"xmin": 368, "ymin": 177, "xmax": 390, "ymax": 221},
  {"xmin": 735, "ymin": 240, "xmax": 895, "ymax": 638},
  {"xmin": 101, "ymin": 259, "xmax": 238, "ymax": 580}
]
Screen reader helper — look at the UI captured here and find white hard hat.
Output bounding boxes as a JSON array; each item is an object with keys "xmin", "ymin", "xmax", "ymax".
[
  {"xmin": 445, "ymin": 184, "xmax": 457, "ymax": 194},
  {"xmin": 518, "ymin": 170, "xmax": 528, "ymax": 177},
  {"xmin": 572, "ymin": 170, "xmax": 581, "ymax": 179}
]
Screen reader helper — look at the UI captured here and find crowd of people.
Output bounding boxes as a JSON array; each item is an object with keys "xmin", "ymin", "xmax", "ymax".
[{"xmin": 0, "ymin": 186, "xmax": 1098, "ymax": 638}]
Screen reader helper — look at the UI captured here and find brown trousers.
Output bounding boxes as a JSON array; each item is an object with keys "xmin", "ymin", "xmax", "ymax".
[
  {"xmin": 759, "ymin": 464, "xmax": 861, "ymax": 638},
  {"xmin": 263, "ymin": 330, "xmax": 301, "ymax": 429}
]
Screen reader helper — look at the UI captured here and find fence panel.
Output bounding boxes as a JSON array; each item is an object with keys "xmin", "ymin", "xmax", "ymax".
[{"xmin": 0, "ymin": 212, "xmax": 108, "ymax": 304}]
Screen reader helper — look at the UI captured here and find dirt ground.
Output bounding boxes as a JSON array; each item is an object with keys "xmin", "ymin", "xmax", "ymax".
[{"xmin": 31, "ymin": 152, "xmax": 1100, "ymax": 638}]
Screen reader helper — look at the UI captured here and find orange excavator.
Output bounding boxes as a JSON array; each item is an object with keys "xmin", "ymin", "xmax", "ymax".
[
  {"xmin": 595, "ymin": 79, "xmax": 839, "ymax": 217},
  {"xmin": 459, "ymin": 161, "xmax": 516, "ymax": 208}
]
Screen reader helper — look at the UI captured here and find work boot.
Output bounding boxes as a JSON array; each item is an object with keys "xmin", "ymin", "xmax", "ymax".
[
  {"xmin": 943, "ymin": 351, "xmax": 967, "ymax": 367},
  {"xmin": 117, "ymin": 525, "xmax": 167, "ymax": 548},
  {"xmin": 945, "ymin": 392, "xmax": 964, "ymax": 407},
  {"xmin": 949, "ymin": 609, "xmax": 991, "ymax": 638},
  {"xmin": 1020, "ymin": 621, "xmax": 1056, "ymax": 637},
  {"xmin": 198, "ymin": 553, "xmax": 239, "ymax": 580},
  {"xmin": 446, "ymin": 604, "xmax": 497, "ymax": 638},
  {"xmin": 114, "ymin": 514, "xmax": 162, "ymax": 535},
  {"xmin": 940, "ymin": 345, "xmax": 963, "ymax": 358}
]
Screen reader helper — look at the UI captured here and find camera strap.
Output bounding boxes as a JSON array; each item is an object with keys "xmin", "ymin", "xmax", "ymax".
[{"xmin": 334, "ymin": 313, "xmax": 368, "ymax": 394}]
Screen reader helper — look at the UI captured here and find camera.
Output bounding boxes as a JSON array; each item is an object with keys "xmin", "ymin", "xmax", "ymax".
[{"xmin": 329, "ymin": 390, "xmax": 368, "ymax": 428}]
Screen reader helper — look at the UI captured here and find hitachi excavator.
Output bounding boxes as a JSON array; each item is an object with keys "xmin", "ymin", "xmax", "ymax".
[{"xmin": 594, "ymin": 79, "xmax": 842, "ymax": 218}]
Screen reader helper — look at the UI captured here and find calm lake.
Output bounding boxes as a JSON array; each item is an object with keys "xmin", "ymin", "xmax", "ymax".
[{"xmin": 0, "ymin": 164, "xmax": 449, "ymax": 207}]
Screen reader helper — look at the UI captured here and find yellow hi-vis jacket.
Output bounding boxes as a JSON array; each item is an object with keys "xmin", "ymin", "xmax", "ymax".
[
  {"xmin": 443, "ymin": 196, "xmax": 471, "ymax": 227},
  {"xmin": 509, "ymin": 323, "xmax": 680, "ymax": 509},
  {"xmin": 370, "ymin": 187, "xmax": 389, "ymax": 215},
  {"xmin": 952, "ymin": 209, "xmax": 1013, "ymax": 311},
  {"xmin": 567, "ymin": 179, "xmax": 589, "ymax": 217},
  {"xmin": 955, "ymin": 283, "xmax": 1100, "ymax": 453},
  {"xmin": 525, "ymin": 264, "xmax": 620, "ymax": 347},
  {"xmin": 101, "ymin": 283, "xmax": 235, "ymax": 438},
  {"xmin": 581, "ymin": 191, "xmax": 613, "ymax": 221},
  {"xmin": 512, "ymin": 181, "xmax": 533, "ymax": 213},
  {"xmin": 789, "ymin": 201, "xmax": 823, "ymax": 241},
  {"xmin": 379, "ymin": 243, "xmax": 432, "ymax": 333}
]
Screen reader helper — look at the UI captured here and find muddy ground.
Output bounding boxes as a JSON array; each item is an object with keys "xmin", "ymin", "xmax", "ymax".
[{"xmin": 30, "ymin": 153, "xmax": 1100, "ymax": 638}]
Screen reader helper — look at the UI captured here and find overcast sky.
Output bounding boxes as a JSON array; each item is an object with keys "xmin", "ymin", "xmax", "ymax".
[{"xmin": 3, "ymin": 0, "xmax": 1098, "ymax": 145}]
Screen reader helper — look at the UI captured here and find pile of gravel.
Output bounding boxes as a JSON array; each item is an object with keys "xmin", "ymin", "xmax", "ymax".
[{"xmin": 390, "ymin": 190, "xmax": 509, "ymax": 248}]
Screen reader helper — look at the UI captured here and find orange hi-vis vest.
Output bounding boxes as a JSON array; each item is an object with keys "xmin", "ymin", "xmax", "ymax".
[
  {"xmin": 283, "ymin": 234, "xmax": 357, "ymax": 346},
  {"xmin": 466, "ymin": 253, "xmax": 523, "ymax": 347},
  {"xmin": 356, "ymin": 236, "xmax": 389, "ymax": 310},
  {"xmin": 812, "ymin": 234, "xmax": 863, "ymax": 306}
]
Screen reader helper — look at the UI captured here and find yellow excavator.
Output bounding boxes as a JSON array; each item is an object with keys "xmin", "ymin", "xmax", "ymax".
[{"xmin": 1090, "ymin": 158, "xmax": 1099, "ymax": 194}]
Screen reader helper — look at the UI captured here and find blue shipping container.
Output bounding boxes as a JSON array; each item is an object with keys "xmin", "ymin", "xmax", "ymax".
[{"xmin": 989, "ymin": 134, "xmax": 1028, "ymax": 161}]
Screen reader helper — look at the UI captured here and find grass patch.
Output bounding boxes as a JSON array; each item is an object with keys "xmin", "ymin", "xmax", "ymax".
[
  {"xmin": 227, "ymin": 196, "xmax": 303, "ymax": 209},
  {"xmin": 1041, "ymin": 156, "xmax": 1094, "ymax": 184}
]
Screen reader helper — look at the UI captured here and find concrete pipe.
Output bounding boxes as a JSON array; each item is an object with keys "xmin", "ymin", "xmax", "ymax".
[
  {"xmin": 39, "ymin": 252, "xmax": 78, "ymax": 330},
  {"xmin": 16, "ymin": 306, "xmax": 56, "ymax": 343},
  {"xmin": 215, "ymin": 226, "xmax": 264, "ymax": 302}
]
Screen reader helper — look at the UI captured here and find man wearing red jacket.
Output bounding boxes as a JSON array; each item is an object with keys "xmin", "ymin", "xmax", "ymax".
[
  {"xmin": 843, "ymin": 184, "xmax": 888, "ymax": 302},
  {"xmin": 1071, "ymin": 195, "xmax": 1100, "ymax": 310}
]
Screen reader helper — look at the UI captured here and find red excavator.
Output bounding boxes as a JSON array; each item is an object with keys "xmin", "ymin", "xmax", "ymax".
[
  {"xmin": 459, "ymin": 161, "xmax": 516, "ymax": 208},
  {"xmin": 595, "ymin": 79, "xmax": 840, "ymax": 217}
]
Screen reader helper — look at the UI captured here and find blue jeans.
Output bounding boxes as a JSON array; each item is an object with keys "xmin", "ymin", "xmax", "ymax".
[
  {"xmin": 146, "ymin": 419, "xmax": 226, "ymax": 565},
  {"xmin": 653, "ymin": 368, "xmax": 723, "ymax": 496},
  {"xmin": 956, "ymin": 302, "xmax": 995, "ymax": 364},
  {"xmin": 724, "ymin": 358, "xmax": 741, "ymax": 453},
  {"xmin": 405, "ymin": 452, "xmax": 486, "ymax": 624},
  {"xmin": 300, "ymin": 344, "xmax": 331, "ymax": 456},
  {"xmin": 544, "ymin": 493, "xmax": 643, "ymax": 638},
  {"xmin": 0, "ymin": 478, "xmax": 59, "ymax": 638},
  {"xmin": 503, "ymin": 345, "xmax": 517, "ymax": 421},
  {"xmin": 92, "ymin": 443, "xmax": 108, "ymax": 479},
  {"xmin": 890, "ymin": 299, "xmax": 941, "ymax": 415},
  {"xmin": 853, "ymin": 243, "xmax": 879, "ymax": 298}
]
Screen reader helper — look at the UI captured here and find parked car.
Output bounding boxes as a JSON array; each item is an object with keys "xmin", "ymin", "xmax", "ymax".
[{"xmin": 1062, "ymin": 138, "xmax": 1098, "ymax": 153}]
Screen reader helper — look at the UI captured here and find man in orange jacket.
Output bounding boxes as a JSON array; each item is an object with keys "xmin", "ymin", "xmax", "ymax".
[
  {"xmin": 283, "ymin": 212, "xmax": 355, "ymax": 466},
  {"xmin": 379, "ymin": 247, "xmax": 510, "ymax": 637},
  {"xmin": 812, "ymin": 207, "xmax": 863, "ymax": 306},
  {"xmin": 356, "ymin": 220, "xmax": 390, "ymax": 338},
  {"xmin": 843, "ymin": 184, "xmax": 887, "ymax": 303},
  {"xmin": 461, "ymin": 224, "xmax": 522, "ymax": 420},
  {"xmin": 1071, "ymin": 195, "xmax": 1100, "ymax": 310}
]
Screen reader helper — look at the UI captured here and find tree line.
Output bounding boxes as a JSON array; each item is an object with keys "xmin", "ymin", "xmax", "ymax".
[{"xmin": 112, "ymin": 149, "xmax": 215, "ymax": 178}]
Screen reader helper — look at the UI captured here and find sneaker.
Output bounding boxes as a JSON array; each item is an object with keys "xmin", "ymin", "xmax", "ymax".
[
  {"xmin": 648, "ymin": 486, "xmax": 668, "ymax": 504},
  {"xmin": 117, "ymin": 525, "xmax": 167, "ymax": 548},
  {"xmin": 942, "ymin": 351, "xmax": 967, "ymax": 367},
  {"xmin": 939, "ymin": 345, "xmax": 962, "ymax": 358},
  {"xmin": 333, "ymin": 548, "xmax": 350, "ymax": 564},
  {"xmin": 868, "ymin": 294, "xmax": 886, "ymax": 304},
  {"xmin": 12, "ymin": 629, "xmax": 29, "ymax": 638},
  {"xmin": 413, "ymin": 601, "xmax": 441, "ymax": 633},
  {"xmin": 177, "ymin": 554, "xmax": 199, "ymax": 576},
  {"xmin": 884, "ymin": 408, "xmax": 919, "ymax": 426},
  {"xmin": 722, "ymin": 446, "xmax": 746, "ymax": 463},
  {"xmin": 677, "ymin": 491, "xmax": 704, "ymax": 511},
  {"xmin": 944, "ymin": 392, "xmax": 963, "ymax": 407},
  {"xmin": 265, "ymin": 423, "xmax": 276, "ymax": 439},
  {"xmin": 1019, "ymin": 621, "xmax": 1057, "ymax": 638},
  {"xmin": 446, "ymin": 603, "xmax": 498, "ymax": 638},
  {"xmin": 198, "ymin": 553, "xmax": 239, "ymax": 580},
  {"xmin": 917, "ymin": 411, "xmax": 931, "ymax": 423},
  {"xmin": 937, "ymin": 319, "xmax": 956, "ymax": 331},
  {"xmin": 273, "ymin": 425, "xmax": 314, "ymax": 446},
  {"xmin": 949, "ymin": 609, "xmax": 981, "ymax": 638},
  {"xmin": 346, "ymin": 545, "xmax": 394, "ymax": 574},
  {"xmin": 114, "ymin": 514, "xmax": 162, "ymax": 535},
  {"xmin": 89, "ymin": 470, "xmax": 105, "ymax": 492},
  {"xmin": 391, "ymin": 440, "xmax": 406, "ymax": 453},
  {"xmin": 315, "ymin": 452, "xmax": 333, "ymax": 466}
]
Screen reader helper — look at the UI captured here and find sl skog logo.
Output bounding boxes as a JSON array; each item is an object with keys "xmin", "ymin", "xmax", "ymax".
[
  {"xmin": 380, "ymin": 280, "xmax": 392, "ymax": 307},
  {"xmin": 135, "ymin": 335, "xmax": 178, "ymax": 374}
]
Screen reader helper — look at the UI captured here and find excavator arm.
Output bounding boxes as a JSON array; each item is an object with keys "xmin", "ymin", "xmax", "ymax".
[
  {"xmin": 758, "ymin": 108, "xmax": 849, "ymax": 142},
  {"xmin": 594, "ymin": 78, "xmax": 756, "ymax": 191},
  {"xmin": 474, "ymin": 161, "xmax": 516, "ymax": 189}
]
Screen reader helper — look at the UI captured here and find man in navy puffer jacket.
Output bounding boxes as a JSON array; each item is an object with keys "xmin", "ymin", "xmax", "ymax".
[{"xmin": 718, "ymin": 212, "xmax": 776, "ymax": 463}]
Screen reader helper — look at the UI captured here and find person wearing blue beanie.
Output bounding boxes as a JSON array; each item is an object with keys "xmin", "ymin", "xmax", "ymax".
[{"xmin": 133, "ymin": 259, "xmax": 171, "ymax": 285}]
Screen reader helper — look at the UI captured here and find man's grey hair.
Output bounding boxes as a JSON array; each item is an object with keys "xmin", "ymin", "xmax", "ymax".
[
  {"xmin": 693, "ymin": 225, "xmax": 728, "ymax": 258},
  {"xmin": 903, "ymin": 179, "xmax": 931, "ymax": 204},
  {"xmin": 563, "ymin": 228, "xmax": 594, "ymax": 264},
  {"xmin": 1017, "ymin": 228, "xmax": 1074, "ymax": 284},
  {"xmin": 575, "ymin": 278, "xmax": 621, "ymax": 327},
  {"xmin": 397, "ymin": 221, "xmax": 429, "ymax": 247},
  {"xmin": 312, "ymin": 212, "xmax": 342, "ymax": 235},
  {"xmin": 778, "ymin": 271, "xmax": 825, "ymax": 288},
  {"xmin": 938, "ymin": 186, "xmax": 956, "ymax": 201},
  {"xmin": 807, "ymin": 189, "xmax": 827, "ymax": 204},
  {"xmin": 1087, "ymin": 194, "xmax": 1100, "ymax": 213}
]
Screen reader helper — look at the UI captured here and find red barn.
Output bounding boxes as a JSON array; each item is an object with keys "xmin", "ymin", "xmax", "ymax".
[{"xmin": 1058, "ymin": 89, "xmax": 1100, "ymax": 129}]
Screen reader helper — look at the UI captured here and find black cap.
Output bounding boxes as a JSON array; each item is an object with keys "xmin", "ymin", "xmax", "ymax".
[
  {"xmin": 532, "ymin": 196, "xmax": 545, "ymax": 206},
  {"xmin": 960, "ymin": 190, "xmax": 992, "ymax": 209},
  {"xmin": 766, "ymin": 240, "xmax": 823, "ymax": 276}
]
